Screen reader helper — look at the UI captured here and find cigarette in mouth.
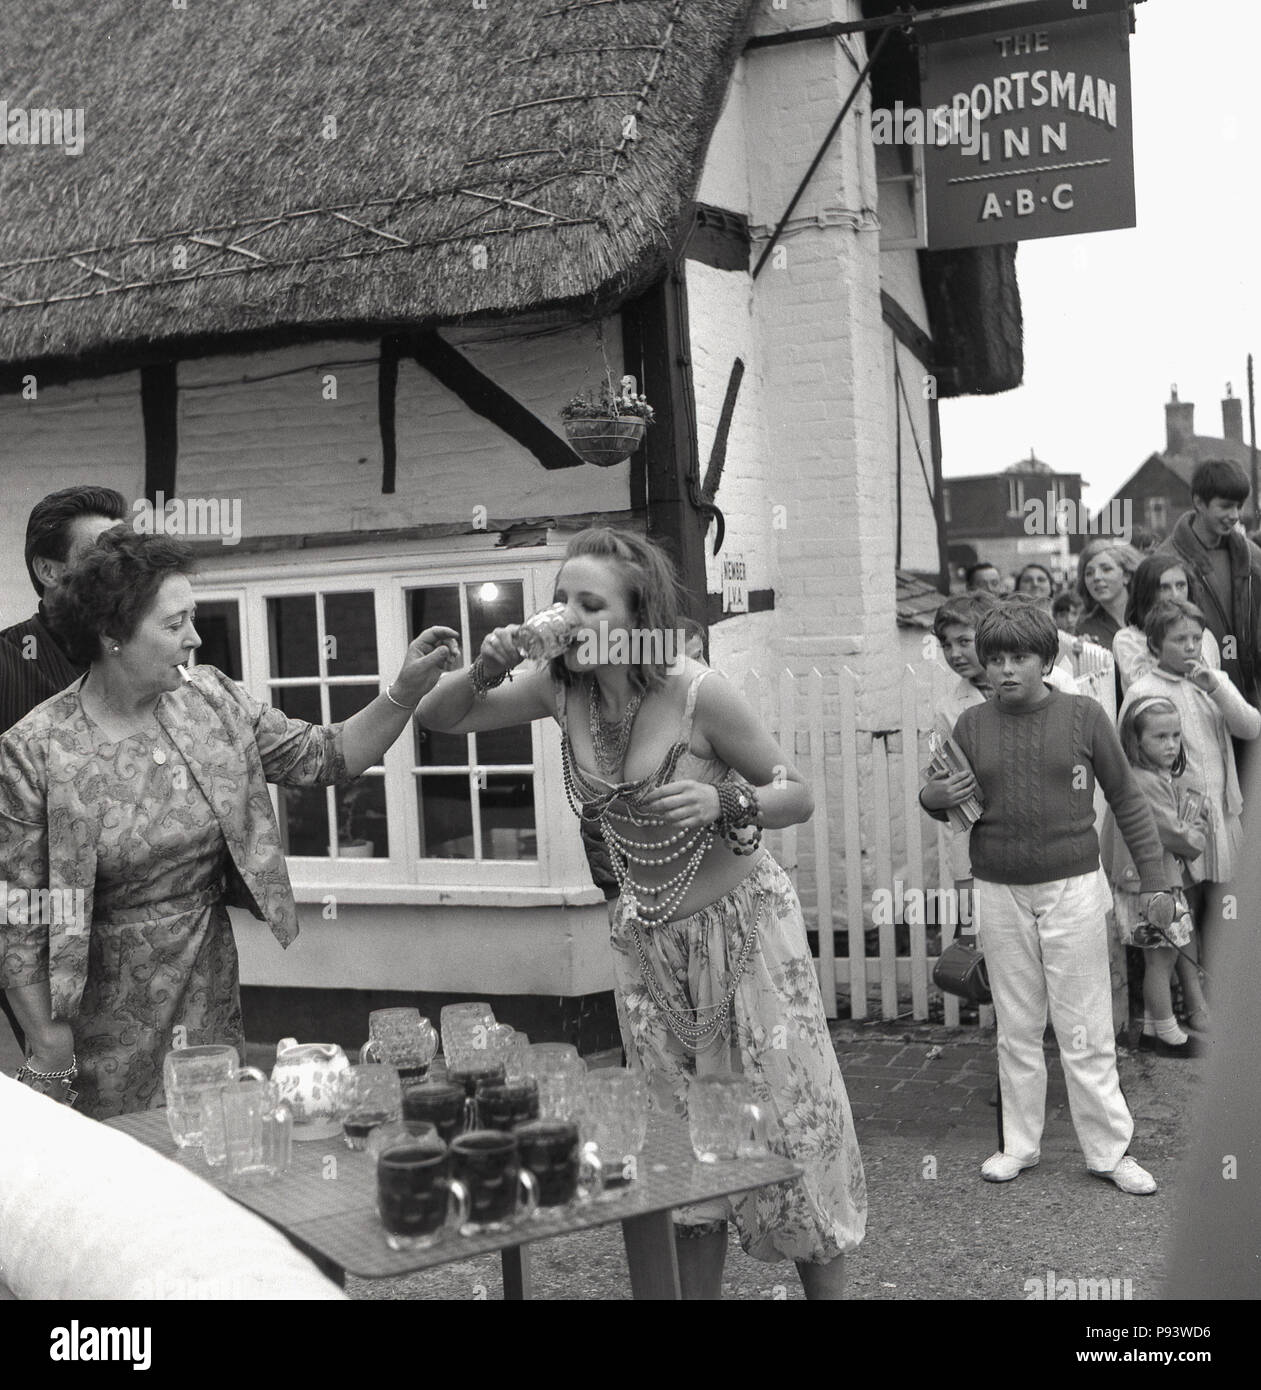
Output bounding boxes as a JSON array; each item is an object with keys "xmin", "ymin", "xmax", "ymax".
[{"xmin": 178, "ymin": 664, "xmax": 193, "ymax": 683}]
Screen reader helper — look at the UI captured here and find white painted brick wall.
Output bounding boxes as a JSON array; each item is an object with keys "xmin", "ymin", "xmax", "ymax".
[{"xmin": 0, "ymin": 377, "xmax": 146, "ymax": 625}]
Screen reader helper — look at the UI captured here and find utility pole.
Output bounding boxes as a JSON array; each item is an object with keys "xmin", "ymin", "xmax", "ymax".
[{"xmin": 1250, "ymin": 354, "xmax": 1258, "ymax": 527}]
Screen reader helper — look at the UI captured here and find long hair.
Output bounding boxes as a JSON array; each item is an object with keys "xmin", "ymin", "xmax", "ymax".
[
  {"xmin": 548, "ymin": 527, "xmax": 686, "ymax": 694},
  {"xmin": 1076, "ymin": 539, "xmax": 1143, "ymax": 605},
  {"xmin": 1119, "ymin": 695, "xmax": 1187, "ymax": 777}
]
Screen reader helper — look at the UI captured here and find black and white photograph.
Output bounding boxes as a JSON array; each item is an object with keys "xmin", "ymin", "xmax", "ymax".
[{"xmin": 0, "ymin": 0, "xmax": 1255, "ymax": 1350}]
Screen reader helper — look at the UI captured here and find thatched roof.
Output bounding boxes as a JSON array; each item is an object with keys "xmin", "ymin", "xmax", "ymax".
[{"xmin": 0, "ymin": 0, "xmax": 753, "ymax": 371}]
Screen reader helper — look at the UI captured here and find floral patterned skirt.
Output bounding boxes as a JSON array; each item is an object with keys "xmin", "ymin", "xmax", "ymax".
[
  {"xmin": 609, "ymin": 852, "xmax": 867, "ymax": 1264},
  {"xmin": 74, "ymin": 888, "xmax": 244, "ymax": 1120}
]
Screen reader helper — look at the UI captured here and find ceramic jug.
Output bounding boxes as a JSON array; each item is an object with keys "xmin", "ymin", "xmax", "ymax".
[{"xmin": 270, "ymin": 1038, "xmax": 350, "ymax": 1141}]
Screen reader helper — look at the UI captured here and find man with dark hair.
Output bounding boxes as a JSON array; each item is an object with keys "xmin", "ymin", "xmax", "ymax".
[
  {"xmin": 965, "ymin": 561, "xmax": 1004, "ymax": 596},
  {"xmin": 0, "ymin": 486, "xmax": 127, "ymax": 1053},
  {"xmin": 0, "ymin": 486, "xmax": 128, "ymax": 733},
  {"xmin": 1151, "ymin": 460, "xmax": 1261, "ymax": 708}
]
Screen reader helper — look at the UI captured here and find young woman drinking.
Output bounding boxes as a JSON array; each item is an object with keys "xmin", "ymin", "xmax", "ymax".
[{"xmin": 417, "ymin": 528, "xmax": 866, "ymax": 1300}]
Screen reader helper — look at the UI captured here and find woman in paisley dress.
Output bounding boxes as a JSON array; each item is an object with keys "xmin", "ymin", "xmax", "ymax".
[
  {"xmin": 0, "ymin": 527, "xmax": 459, "ymax": 1120},
  {"xmin": 419, "ymin": 528, "xmax": 865, "ymax": 1300}
]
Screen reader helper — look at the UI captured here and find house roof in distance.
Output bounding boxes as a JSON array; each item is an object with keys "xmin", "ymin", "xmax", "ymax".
[{"xmin": 0, "ymin": 0, "xmax": 753, "ymax": 369}]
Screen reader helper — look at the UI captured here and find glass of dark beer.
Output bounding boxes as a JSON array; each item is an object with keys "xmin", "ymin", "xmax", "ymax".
[
  {"xmin": 449, "ymin": 1130, "xmax": 538, "ymax": 1233},
  {"xmin": 337, "ymin": 1064, "xmax": 403, "ymax": 1150},
  {"xmin": 475, "ymin": 1078, "xmax": 539, "ymax": 1132},
  {"xmin": 402, "ymin": 1079, "xmax": 468, "ymax": 1146},
  {"xmin": 376, "ymin": 1136, "xmax": 468, "ymax": 1251},
  {"xmin": 513, "ymin": 1119, "xmax": 603, "ymax": 1209}
]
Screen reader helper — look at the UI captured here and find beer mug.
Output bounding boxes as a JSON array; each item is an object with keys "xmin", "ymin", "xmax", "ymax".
[
  {"xmin": 202, "ymin": 1078, "xmax": 293, "ymax": 1182},
  {"xmin": 449, "ymin": 1131, "xmax": 539, "ymax": 1233},
  {"xmin": 584, "ymin": 1068, "xmax": 649, "ymax": 1184},
  {"xmin": 513, "ymin": 1119, "xmax": 603, "ymax": 1210},
  {"xmin": 687, "ymin": 1074, "xmax": 771, "ymax": 1163},
  {"xmin": 359, "ymin": 1007, "xmax": 438, "ymax": 1084},
  {"xmin": 163, "ymin": 1044, "xmax": 247, "ymax": 1151},
  {"xmin": 514, "ymin": 604, "xmax": 582, "ymax": 662},
  {"xmin": 377, "ymin": 1134, "xmax": 470, "ymax": 1252},
  {"xmin": 337, "ymin": 1063, "xmax": 403, "ymax": 1151}
]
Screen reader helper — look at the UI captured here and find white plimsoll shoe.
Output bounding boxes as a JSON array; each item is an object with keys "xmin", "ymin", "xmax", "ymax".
[
  {"xmin": 981, "ymin": 1151, "xmax": 1039, "ymax": 1183},
  {"xmin": 1089, "ymin": 1155, "xmax": 1157, "ymax": 1195}
]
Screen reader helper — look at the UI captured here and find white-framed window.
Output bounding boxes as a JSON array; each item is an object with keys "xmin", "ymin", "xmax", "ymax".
[
  {"xmin": 942, "ymin": 486, "xmax": 951, "ymax": 523},
  {"xmin": 190, "ymin": 541, "xmax": 584, "ymax": 897},
  {"xmin": 1146, "ymin": 496, "xmax": 1169, "ymax": 532},
  {"xmin": 1006, "ymin": 478, "xmax": 1025, "ymax": 516}
]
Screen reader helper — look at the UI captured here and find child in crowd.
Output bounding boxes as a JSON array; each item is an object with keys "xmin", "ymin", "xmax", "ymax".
[
  {"xmin": 1052, "ymin": 590, "xmax": 1082, "ymax": 634},
  {"xmin": 930, "ymin": 594, "xmax": 1077, "ymax": 892},
  {"xmin": 921, "ymin": 603, "xmax": 1169, "ymax": 1195},
  {"xmin": 1102, "ymin": 698, "xmax": 1210, "ymax": 1057},
  {"xmin": 1119, "ymin": 599, "xmax": 1261, "ymax": 982},
  {"xmin": 1113, "ymin": 556, "xmax": 1220, "ymax": 695}
]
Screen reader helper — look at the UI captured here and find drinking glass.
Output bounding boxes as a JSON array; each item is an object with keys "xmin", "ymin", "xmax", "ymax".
[
  {"xmin": 687, "ymin": 1074, "xmax": 771, "ymax": 1163},
  {"xmin": 402, "ymin": 1079, "xmax": 468, "ymax": 1146},
  {"xmin": 377, "ymin": 1135, "xmax": 469, "ymax": 1251},
  {"xmin": 449, "ymin": 1131, "xmax": 539, "ymax": 1233},
  {"xmin": 475, "ymin": 1077, "xmax": 540, "ymax": 1132},
  {"xmin": 513, "ymin": 1119, "xmax": 603, "ymax": 1209},
  {"xmin": 367, "ymin": 1118, "xmax": 438, "ymax": 1162},
  {"xmin": 337, "ymin": 1064, "xmax": 403, "ymax": 1150},
  {"xmin": 199, "ymin": 1066, "xmax": 270, "ymax": 1166},
  {"xmin": 163, "ymin": 1044, "xmax": 244, "ymax": 1150},
  {"xmin": 521, "ymin": 1044, "xmax": 588, "ymax": 1125},
  {"xmin": 584, "ymin": 1069, "xmax": 649, "ymax": 1184},
  {"xmin": 440, "ymin": 1002, "xmax": 495, "ymax": 1071},
  {"xmin": 202, "ymin": 1079, "xmax": 293, "ymax": 1183},
  {"xmin": 360, "ymin": 1007, "xmax": 438, "ymax": 1084}
]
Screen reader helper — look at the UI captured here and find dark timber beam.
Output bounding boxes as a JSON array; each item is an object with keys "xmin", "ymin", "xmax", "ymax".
[
  {"xmin": 140, "ymin": 362, "xmax": 178, "ymax": 504},
  {"xmin": 620, "ymin": 272, "xmax": 708, "ymax": 622},
  {"xmin": 411, "ymin": 331, "xmax": 585, "ymax": 471}
]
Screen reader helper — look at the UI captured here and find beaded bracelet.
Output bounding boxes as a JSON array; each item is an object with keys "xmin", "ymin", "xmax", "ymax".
[
  {"xmin": 715, "ymin": 782, "xmax": 763, "ymax": 856},
  {"xmin": 468, "ymin": 657, "xmax": 512, "ymax": 699}
]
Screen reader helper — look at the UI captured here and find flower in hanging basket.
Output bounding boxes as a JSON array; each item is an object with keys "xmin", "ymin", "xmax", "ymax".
[{"xmin": 561, "ymin": 375, "xmax": 654, "ymax": 466}]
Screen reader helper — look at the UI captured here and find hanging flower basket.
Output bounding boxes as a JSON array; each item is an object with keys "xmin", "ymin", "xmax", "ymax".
[
  {"xmin": 561, "ymin": 374, "xmax": 654, "ymax": 467},
  {"xmin": 563, "ymin": 414, "xmax": 647, "ymax": 466}
]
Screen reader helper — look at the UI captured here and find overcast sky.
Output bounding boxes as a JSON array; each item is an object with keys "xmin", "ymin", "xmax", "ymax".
[{"xmin": 938, "ymin": 0, "xmax": 1260, "ymax": 508}]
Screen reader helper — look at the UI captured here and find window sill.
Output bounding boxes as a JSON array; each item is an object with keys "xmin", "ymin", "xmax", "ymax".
[{"xmin": 289, "ymin": 882, "xmax": 608, "ymax": 909}]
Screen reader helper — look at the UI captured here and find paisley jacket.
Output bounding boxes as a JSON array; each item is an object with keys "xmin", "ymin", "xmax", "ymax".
[{"xmin": 0, "ymin": 664, "xmax": 348, "ymax": 1019}]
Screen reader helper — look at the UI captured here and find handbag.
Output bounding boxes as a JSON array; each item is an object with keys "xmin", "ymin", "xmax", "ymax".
[{"xmin": 932, "ymin": 934, "xmax": 992, "ymax": 1004}]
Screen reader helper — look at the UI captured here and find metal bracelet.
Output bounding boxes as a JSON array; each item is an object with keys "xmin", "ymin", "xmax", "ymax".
[
  {"xmin": 382, "ymin": 683, "xmax": 417, "ymax": 711},
  {"xmin": 17, "ymin": 1053, "xmax": 78, "ymax": 1082}
]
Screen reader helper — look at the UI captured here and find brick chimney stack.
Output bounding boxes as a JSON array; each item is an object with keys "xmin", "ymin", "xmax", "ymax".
[
  {"xmin": 1166, "ymin": 385, "xmax": 1195, "ymax": 456},
  {"xmin": 1222, "ymin": 383, "xmax": 1244, "ymax": 443}
]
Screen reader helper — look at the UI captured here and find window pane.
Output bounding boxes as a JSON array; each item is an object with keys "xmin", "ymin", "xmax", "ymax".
[
  {"xmin": 416, "ymin": 723, "xmax": 469, "ymax": 770},
  {"xmin": 329, "ymin": 683, "xmax": 378, "ymax": 723},
  {"xmin": 278, "ymin": 785, "xmax": 331, "ymax": 857},
  {"xmin": 268, "ymin": 595, "xmax": 319, "ymax": 677},
  {"xmin": 274, "ymin": 685, "xmax": 323, "ymax": 725},
  {"xmin": 336, "ymin": 776, "xmax": 388, "ymax": 858},
  {"xmin": 417, "ymin": 774, "xmax": 473, "ymax": 858},
  {"xmin": 466, "ymin": 579, "xmax": 524, "ymax": 652},
  {"xmin": 194, "ymin": 600, "xmax": 243, "ymax": 680},
  {"xmin": 479, "ymin": 774, "xmax": 537, "ymax": 860},
  {"xmin": 324, "ymin": 593, "xmax": 378, "ymax": 676},
  {"xmin": 474, "ymin": 723, "xmax": 532, "ymax": 766},
  {"xmin": 408, "ymin": 586, "xmax": 460, "ymax": 641}
]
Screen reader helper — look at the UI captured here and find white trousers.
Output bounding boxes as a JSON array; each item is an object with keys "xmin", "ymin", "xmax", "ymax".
[{"xmin": 975, "ymin": 872, "xmax": 1133, "ymax": 1171}]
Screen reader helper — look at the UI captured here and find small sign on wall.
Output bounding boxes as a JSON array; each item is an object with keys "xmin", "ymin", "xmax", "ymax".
[{"xmin": 722, "ymin": 554, "xmax": 748, "ymax": 613}]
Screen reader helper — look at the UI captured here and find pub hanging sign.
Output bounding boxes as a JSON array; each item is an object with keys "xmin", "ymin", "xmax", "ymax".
[{"xmin": 918, "ymin": 0, "xmax": 1135, "ymax": 250}]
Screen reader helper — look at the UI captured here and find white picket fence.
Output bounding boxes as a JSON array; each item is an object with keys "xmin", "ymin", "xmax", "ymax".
[{"xmin": 741, "ymin": 651, "xmax": 1116, "ymax": 1024}]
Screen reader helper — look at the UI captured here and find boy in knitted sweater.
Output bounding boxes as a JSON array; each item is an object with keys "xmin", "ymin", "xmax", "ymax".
[{"xmin": 921, "ymin": 604, "xmax": 1171, "ymax": 1195}]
